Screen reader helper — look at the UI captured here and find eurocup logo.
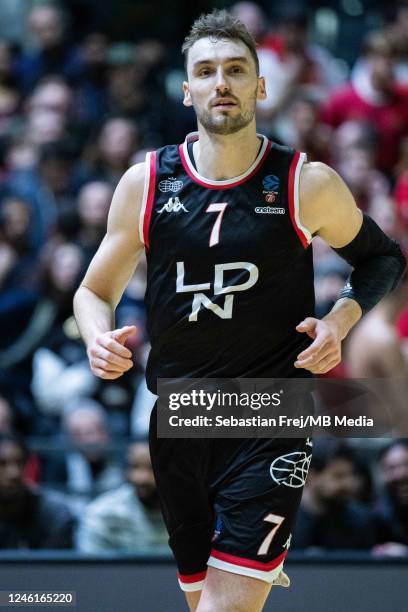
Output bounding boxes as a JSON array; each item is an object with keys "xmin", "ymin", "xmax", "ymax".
[
  {"xmin": 262, "ymin": 175, "xmax": 280, "ymax": 192},
  {"xmin": 262, "ymin": 175, "xmax": 280, "ymax": 205},
  {"xmin": 270, "ymin": 451, "xmax": 312, "ymax": 488}
]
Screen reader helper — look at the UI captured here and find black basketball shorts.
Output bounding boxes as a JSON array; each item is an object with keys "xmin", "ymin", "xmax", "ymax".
[{"xmin": 149, "ymin": 402, "xmax": 312, "ymax": 592}]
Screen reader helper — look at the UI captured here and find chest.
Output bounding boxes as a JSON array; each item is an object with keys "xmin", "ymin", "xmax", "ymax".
[{"xmin": 150, "ymin": 176, "xmax": 294, "ymax": 259}]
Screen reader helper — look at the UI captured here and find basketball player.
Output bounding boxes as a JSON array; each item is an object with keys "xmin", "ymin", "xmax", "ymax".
[{"xmin": 74, "ymin": 10, "xmax": 405, "ymax": 612}]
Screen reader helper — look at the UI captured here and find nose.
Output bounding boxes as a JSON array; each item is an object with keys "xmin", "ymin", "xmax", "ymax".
[{"xmin": 215, "ymin": 67, "xmax": 230, "ymax": 95}]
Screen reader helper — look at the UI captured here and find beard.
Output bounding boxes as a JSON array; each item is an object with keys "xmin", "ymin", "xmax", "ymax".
[{"xmin": 194, "ymin": 90, "xmax": 257, "ymax": 136}]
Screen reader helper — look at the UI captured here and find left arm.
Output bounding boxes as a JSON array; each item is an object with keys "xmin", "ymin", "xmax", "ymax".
[{"xmin": 294, "ymin": 162, "xmax": 406, "ymax": 374}]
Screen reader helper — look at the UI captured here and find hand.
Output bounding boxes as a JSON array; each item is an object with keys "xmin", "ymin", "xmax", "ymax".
[
  {"xmin": 294, "ymin": 317, "xmax": 341, "ymax": 374},
  {"xmin": 87, "ymin": 325, "xmax": 136, "ymax": 379}
]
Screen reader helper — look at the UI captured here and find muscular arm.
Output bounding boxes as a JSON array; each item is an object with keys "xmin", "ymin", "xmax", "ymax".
[
  {"xmin": 300, "ymin": 162, "xmax": 363, "ymax": 338},
  {"xmin": 73, "ymin": 162, "xmax": 146, "ymax": 378},
  {"xmin": 295, "ymin": 162, "xmax": 405, "ymax": 373}
]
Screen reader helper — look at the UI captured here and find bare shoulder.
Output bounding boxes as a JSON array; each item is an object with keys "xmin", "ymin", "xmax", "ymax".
[
  {"xmin": 107, "ymin": 161, "xmax": 146, "ymax": 234},
  {"xmin": 299, "ymin": 161, "xmax": 362, "ymax": 246},
  {"xmin": 299, "ymin": 161, "xmax": 341, "ymax": 205}
]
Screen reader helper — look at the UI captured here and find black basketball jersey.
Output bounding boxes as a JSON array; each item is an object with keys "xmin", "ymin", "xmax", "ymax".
[{"xmin": 140, "ymin": 133, "xmax": 315, "ymax": 393}]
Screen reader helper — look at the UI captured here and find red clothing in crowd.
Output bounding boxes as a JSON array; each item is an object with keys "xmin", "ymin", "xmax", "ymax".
[
  {"xmin": 395, "ymin": 171, "xmax": 408, "ymax": 231},
  {"xmin": 320, "ymin": 84, "xmax": 408, "ymax": 174},
  {"xmin": 397, "ymin": 307, "xmax": 408, "ymax": 339}
]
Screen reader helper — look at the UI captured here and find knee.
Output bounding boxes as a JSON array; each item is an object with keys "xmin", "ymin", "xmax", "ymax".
[{"xmin": 197, "ymin": 597, "xmax": 252, "ymax": 612}]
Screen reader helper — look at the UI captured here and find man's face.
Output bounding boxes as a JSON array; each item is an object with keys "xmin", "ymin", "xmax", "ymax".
[
  {"xmin": 183, "ymin": 37, "xmax": 266, "ymax": 136},
  {"xmin": 313, "ymin": 459, "xmax": 356, "ymax": 505},
  {"xmin": 368, "ymin": 54, "xmax": 394, "ymax": 92},
  {"xmin": 0, "ymin": 442, "xmax": 26, "ymax": 500},
  {"xmin": 126, "ymin": 442, "xmax": 158, "ymax": 508},
  {"xmin": 381, "ymin": 445, "xmax": 408, "ymax": 507}
]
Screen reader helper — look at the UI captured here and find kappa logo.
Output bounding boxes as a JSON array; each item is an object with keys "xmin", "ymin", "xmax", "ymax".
[
  {"xmin": 158, "ymin": 177, "xmax": 183, "ymax": 193},
  {"xmin": 158, "ymin": 197, "xmax": 188, "ymax": 213}
]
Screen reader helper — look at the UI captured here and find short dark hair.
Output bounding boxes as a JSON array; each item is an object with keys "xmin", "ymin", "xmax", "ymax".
[{"xmin": 182, "ymin": 9, "xmax": 259, "ymax": 76}]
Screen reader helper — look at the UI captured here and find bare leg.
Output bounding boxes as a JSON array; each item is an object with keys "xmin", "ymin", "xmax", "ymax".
[
  {"xmin": 197, "ymin": 567, "xmax": 272, "ymax": 612},
  {"xmin": 185, "ymin": 590, "xmax": 202, "ymax": 612}
]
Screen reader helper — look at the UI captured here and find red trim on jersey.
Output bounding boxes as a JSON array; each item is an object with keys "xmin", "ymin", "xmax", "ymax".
[
  {"xmin": 143, "ymin": 151, "xmax": 157, "ymax": 250},
  {"xmin": 177, "ymin": 570, "xmax": 207, "ymax": 584},
  {"xmin": 210, "ymin": 548, "xmax": 287, "ymax": 572},
  {"xmin": 179, "ymin": 140, "xmax": 272, "ymax": 190},
  {"xmin": 288, "ymin": 151, "xmax": 308, "ymax": 248}
]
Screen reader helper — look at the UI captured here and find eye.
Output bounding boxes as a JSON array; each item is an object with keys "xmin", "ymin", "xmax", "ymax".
[
  {"xmin": 230, "ymin": 65, "xmax": 244, "ymax": 73},
  {"xmin": 198, "ymin": 68, "xmax": 212, "ymax": 77}
]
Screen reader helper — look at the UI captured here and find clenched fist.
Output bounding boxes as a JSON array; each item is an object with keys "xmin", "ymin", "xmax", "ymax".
[{"xmin": 87, "ymin": 325, "xmax": 136, "ymax": 379}]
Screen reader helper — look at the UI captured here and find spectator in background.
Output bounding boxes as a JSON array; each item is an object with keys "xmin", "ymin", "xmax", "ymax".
[
  {"xmin": 372, "ymin": 440, "xmax": 408, "ymax": 556},
  {"xmin": 286, "ymin": 93, "xmax": 332, "ymax": 163},
  {"xmin": 31, "ymin": 241, "xmax": 96, "ymax": 426},
  {"xmin": 7, "ymin": 141, "xmax": 77, "ymax": 249},
  {"xmin": 16, "ymin": 4, "xmax": 82, "ymax": 92},
  {"xmin": 76, "ymin": 181, "xmax": 112, "ymax": 263},
  {"xmin": 43, "ymin": 399, "xmax": 123, "ymax": 506},
  {"xmin": 0, "ymin": 193, "xmax": 36, "ymax": 288},
  {"xmin": 77, "ymin": 117, "xmax": 138, "ymax": 187},
  {"xmin": 0, "ymin": 40, "xmax": 20, "ymax": 136},
  {"xmin": 344, "ymin": 281, "xmax": 408, "ymax": 436},
  {"xmin": 0, "ymin": 396, "xmax": 13, "ymax": 433},
  {"xmin": 27, "ymin": 76, "xmax": 73, "ymax": 120},
  {"xmin": 345, "ymin": 280, "xmax": 407, "ymax": 380},
  {"xmin": 292, "ymin": 440, "xmax": 376, "ymax": 550},
  {"xmin": 76, "ymin": 440, "xmax": 167, "ymax": 553},
  {"xmin": 75, "ymin": 32, "xmax": 110, "ymax": 128},
  {"xmin": 0, "ymin": 432, "xmax": 75, "ymax": 549},
  {"xmin": 0, "ymin": 240, "xmax": 86, "ymax": 433},
  {"xmin": 321, "ymin": 31, "xmax": 408, "ymax": 176},
  {"xmin": 335, "ymin": 142, "xmax": 390, "ymax": 213}
]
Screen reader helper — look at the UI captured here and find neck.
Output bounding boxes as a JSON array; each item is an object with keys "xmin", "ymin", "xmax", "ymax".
[{"xmin": 192, "ymin": 120, "xmax": 261, "ymax": 180}]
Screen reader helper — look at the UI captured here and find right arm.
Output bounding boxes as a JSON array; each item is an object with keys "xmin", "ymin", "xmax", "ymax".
[{"xmin": 73, "ymin": 162, "xmax": 146, "ymax": 379}]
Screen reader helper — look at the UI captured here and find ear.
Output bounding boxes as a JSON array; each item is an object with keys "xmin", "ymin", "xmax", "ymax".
[
  {"xmin": 257, "ymin": 76, "xmax": 267, "ymax": 101},
  {"xmin": 183, "ymin": 81, "xmax": 192, "ymax": 107}
]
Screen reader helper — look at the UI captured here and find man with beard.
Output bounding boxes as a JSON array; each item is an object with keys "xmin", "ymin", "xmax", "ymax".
[
  {"xmin": 74, "ymin": 9, "xmax": 405, "ymax": 611},
  {"xmin": 0, "ymin": 432, "xmax": 74, "ymax": 549},
  {"xmin": 76, "ymin": 440, "xmax": 167, "ymax": 552},
  {"xmin": 292, "ymin": 440, "xmax": 376, "ymax": 550},
  {"xmin": 372, "ymin": 440, "xmax": 408, "ymax": 555}
]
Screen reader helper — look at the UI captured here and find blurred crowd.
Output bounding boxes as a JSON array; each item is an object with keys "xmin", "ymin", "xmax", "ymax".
[{"xmin": 0, "ymin": 1, "xmax": 407, "ymax": 556}]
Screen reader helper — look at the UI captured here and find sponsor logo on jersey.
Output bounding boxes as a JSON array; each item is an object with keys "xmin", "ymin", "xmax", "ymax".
[
  {"xmin": 158, "ymin": 177, "xmax": 183, "ymax": 193},
  {"xmin": 158, "ymin": 197, "xmax": 188, "ymax": 213},
  {"xmin": 262, "ymin": 174, "xmax": 280, "ymax": 204},
  {"xmin": 255, "ymin": 206, "xmax": 285, "ymax": 214}
]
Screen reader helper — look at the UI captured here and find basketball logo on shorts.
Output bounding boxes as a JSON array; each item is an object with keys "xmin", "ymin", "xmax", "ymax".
[{"xmin": 270, "ymin": 451, "xmax": 312, "ymax": 488}]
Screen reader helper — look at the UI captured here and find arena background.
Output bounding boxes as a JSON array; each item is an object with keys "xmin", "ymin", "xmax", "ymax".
[{"xmin": 0, "ymin": 0, "xmax": 407, "ymax": 610}]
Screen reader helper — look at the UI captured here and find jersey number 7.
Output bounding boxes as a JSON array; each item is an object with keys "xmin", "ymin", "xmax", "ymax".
[{"xmin": 206, "ymin": 203, "xmax": 228, "ymax": 247}]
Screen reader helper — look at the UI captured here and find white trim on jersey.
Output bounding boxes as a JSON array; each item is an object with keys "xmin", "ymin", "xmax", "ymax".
[
  {"xmin": 182, "ymin": 133, "xmax": 269, "ymax": 186},
  {"xmin": 139, "ymin": 151, "xmax": 152, "ymax": 245},
  {"xmin": 207, "ymin": 556, "xmax": 284, "ymax": 584},
  {"xmin": 293, "ymin": 152, "xmax": 313, "ymax": 244},
  {"xmin": 178, "ymin": 578, "xmax": 205, "ymax": 592}
]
